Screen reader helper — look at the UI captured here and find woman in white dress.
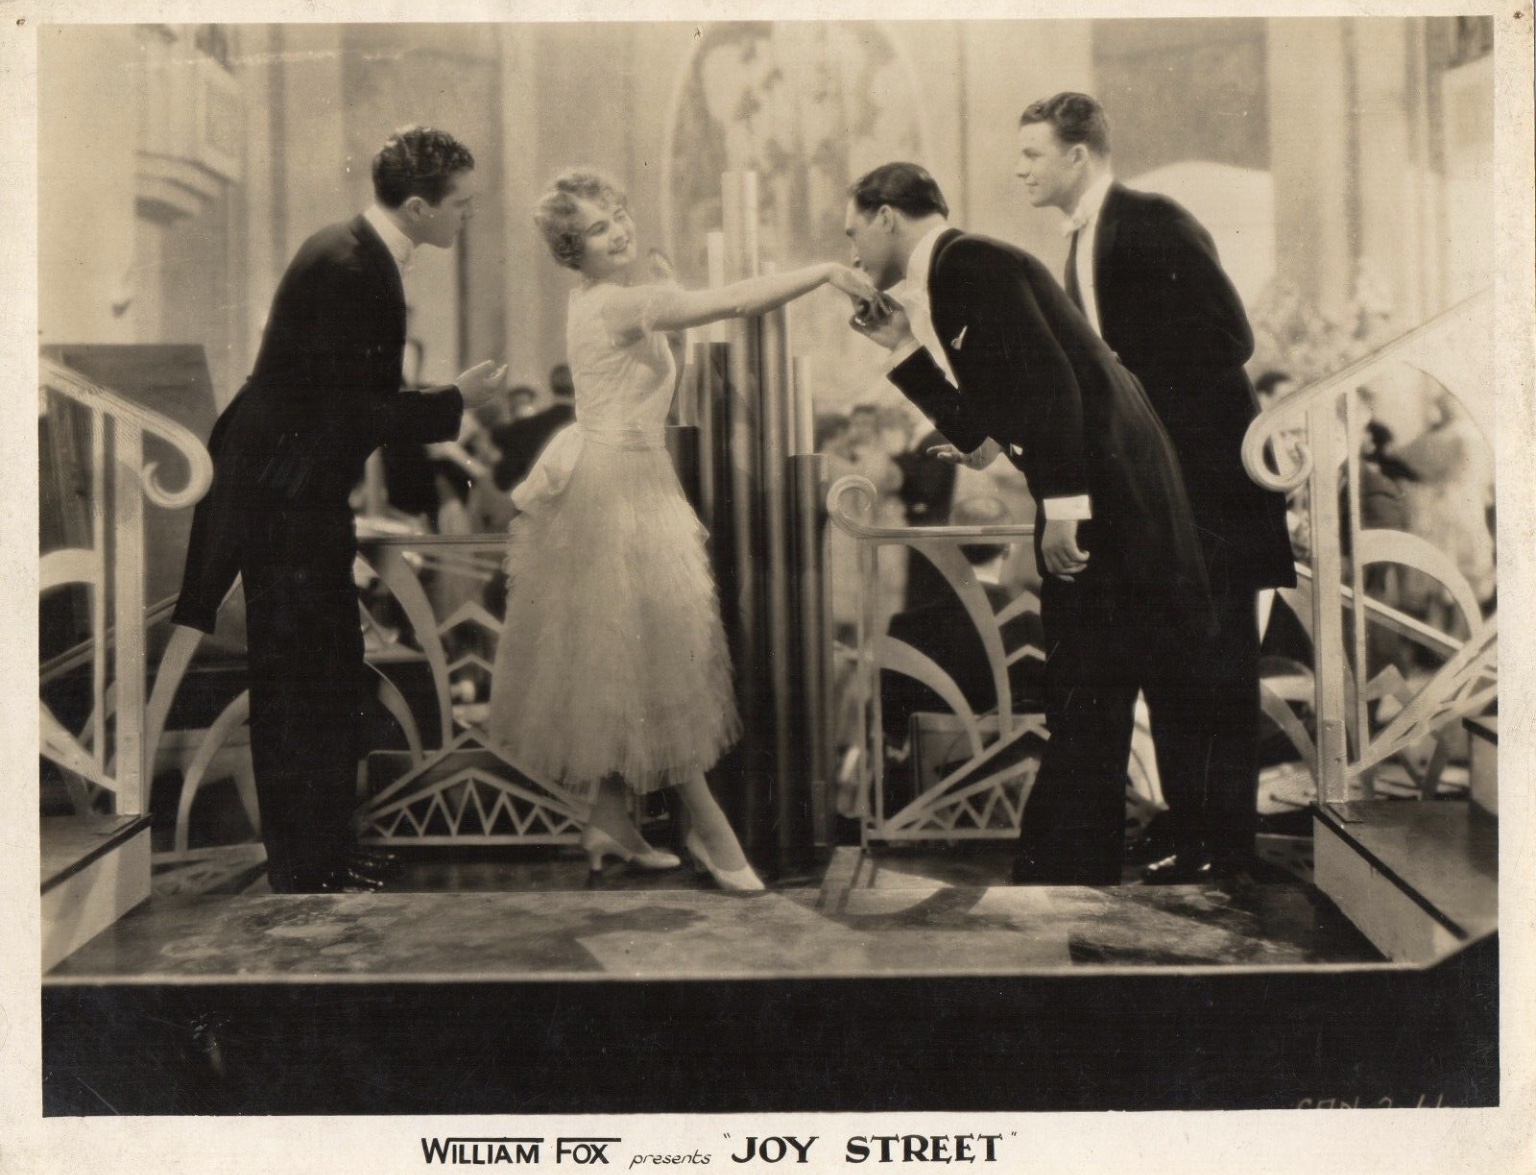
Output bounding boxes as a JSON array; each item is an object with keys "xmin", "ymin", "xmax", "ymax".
[{"xmin": 487, "ymin": 169, "xmax": 880, "ymax": 890}]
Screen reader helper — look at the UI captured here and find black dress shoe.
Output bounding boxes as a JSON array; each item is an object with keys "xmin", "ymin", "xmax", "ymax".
[
  {"xmin": 301, "ymin": 864, "xmax": 388, "ymax": 893},
  {"xmin": 1140, "ymin": 849, "xmax": 1237, "ymax": 885},
  {"xmin": 349, "ymin": 847, "xmax": 404, "ymax": 877}
]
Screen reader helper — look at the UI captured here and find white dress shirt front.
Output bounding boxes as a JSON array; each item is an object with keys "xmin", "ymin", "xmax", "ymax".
[
  {"xmin": 1065, "ymin": 171, "xmax": 1115, "ymax": 338},
  {"xmin": 885, "ymin": 223, "xmax": 956, "ymax": 387}
]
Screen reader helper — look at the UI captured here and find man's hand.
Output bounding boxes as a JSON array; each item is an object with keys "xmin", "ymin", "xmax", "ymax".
[
  {"xmin": 928, "ymin": 437, "xmax": 1002, "ymax": 471},
  {"xmin": 849, "ymin": 300, "xmax": 914, "ymax": 351},
  {"xmin": 1040, "ymin": 518, "xmax": 1090, "ymax": 580},
  {"xmin": 454, "ymin": 360, "xmax": 507, "ymax": 410}
]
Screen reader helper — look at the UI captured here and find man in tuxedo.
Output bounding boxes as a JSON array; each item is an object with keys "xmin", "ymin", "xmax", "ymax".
[
  {"xmin": 173, "ymin": 126, "xmax": 505, "ymax": 893},
  {"xmin": 845, "ymin": 162, "xmax": 1210, "ymax": 884},
  {"xmin": 1016, "ymin": 94, "xmax": 1296, "ymax": 882}
]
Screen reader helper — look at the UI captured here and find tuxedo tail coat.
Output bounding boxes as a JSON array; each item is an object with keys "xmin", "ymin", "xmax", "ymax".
[
  {"xmin": 172, "ymin": 214, "xmax": 464, "ymax": 632},
  {"xmin": 888, "ymin": 229, "xmax": 1211, "ymax": 629},
  {"xmin": 1088, "ymin": 184, "xmax": 1295, "ymax": 592}
]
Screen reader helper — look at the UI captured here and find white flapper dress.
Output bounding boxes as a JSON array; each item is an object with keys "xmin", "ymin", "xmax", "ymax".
[{"xmin": 486, "ymin": 281, "xmax": 740, "ymax": 794}]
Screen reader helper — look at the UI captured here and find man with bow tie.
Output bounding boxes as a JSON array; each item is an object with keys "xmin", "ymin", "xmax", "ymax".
[
  {"xmin": 1016, "ymin": 94, "xmax": 1296, "ymax": 884},
  {"xmin": 844, "ymin": 162, "xmax": 1211, "ymax": 885},
  {"xmin": 172, "ymin": 126, "xmax": 505, "ymax": 893}
]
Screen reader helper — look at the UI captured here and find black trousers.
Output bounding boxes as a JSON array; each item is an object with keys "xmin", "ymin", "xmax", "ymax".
[
  {"xmin": 241, "ymin": 505, "xmax": 368, "ymax": 892},
  {"xmin": 1018, "ymin": 570, "xmax": 1262, "ymax": 880},
  {"xmin": 1142, "ymin": 584, "xmax": 1261, "ymax": 861},
  {"xmin": 1017, "ymin": 569, "xmax": 1152, "ymax": 881}
]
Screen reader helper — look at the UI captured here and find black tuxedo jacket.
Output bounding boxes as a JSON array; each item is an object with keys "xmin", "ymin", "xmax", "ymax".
[
  {"xmin": 1087, "ymin": 184, "xmax": 1294, "ymax": 592},
  {"xmin": 172, "ymin": 215, "xmax": 464, "ymax": 632},
  {"xmin": 887, "ymin": 229, "xmax": 1208, "ymax": 621}
]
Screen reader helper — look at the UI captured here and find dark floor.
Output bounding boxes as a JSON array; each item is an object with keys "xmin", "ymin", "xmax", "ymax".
[{"xmin": 50, "ymin": 837, "xmax": 1381, "ymax": 985}]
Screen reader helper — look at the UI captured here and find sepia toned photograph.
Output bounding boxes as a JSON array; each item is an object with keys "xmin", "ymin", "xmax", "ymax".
[{"xmin": 11, "ymin": 2, "xmax": 1533, "ymax": 1163}]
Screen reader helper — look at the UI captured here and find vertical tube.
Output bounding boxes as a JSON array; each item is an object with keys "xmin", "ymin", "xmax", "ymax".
[
  {"xmin": 726, "ymin": 311, "xmax": 769, "ymax": 857},
  {"xmin": 720, "ymin": 172, "xmax": 760, "ymax": 281},
  {"xmin": 741, "ymin": 173, "xmax": 761, "ymax": 279},
  {"xmin": 666, "ymin": 421, "xmax": 702, "ymax": 515},
  {"xmin": 793, "ymin": 356, "xmax": 816, "ymax": 456},
  {"xmin": 114, "ymin": 420, "xmax": 147, "ymax": 815},
  {"xmin": 858, "ymin": 533, "xmax": 881, "ymax": 837},
  {"xmin": 760, "ymin": 304, "xmax": 802, "ymax": 868},
  {"xmin": 1308, "ymin": 400, "xmax": 1349, "ymax": 805},
  {"xmin": 789, "ymin": 450, "xmax": 832, "ymax": 849},
  {"xmin": 790, "ymin": 357, "xmax": 833, "ymax": 845},
  {"xmin": 692, "ymin": 342, "xmax": 717, "ymax": 521},
  {"xmin": 719, "ymin": 170, "xmax": 776, "ymax": 867},
  {"xmin": 1344, "ymin": 393, "xmax": 1371, "ymax": 793},
  {"xmin": 706, "ymin": 232, "xmax": 727, "ymax": 344},
  {"xmin": 701, "ymin": 340, "xmax": 741, "ymax": 656},
  {"xmin": 89, "ymin": 406, "xmax": 107, "ymax": 778}
]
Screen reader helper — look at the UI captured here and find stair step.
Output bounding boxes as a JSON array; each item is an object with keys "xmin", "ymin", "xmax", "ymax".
[
  {"xmin": 42, "ymin": 815, "xmax": 153, "ymax": 971},
  {"xmin": 42, "ymin": 814, "xmax": 151, "ymax": 892},
  {"xmin": 1464, "ymin": 715, "xmax": 1497, "ymax": 817},
  {"xmin": 1313, "ymin": 800, "xmax": 1495, "ymax": 963}
]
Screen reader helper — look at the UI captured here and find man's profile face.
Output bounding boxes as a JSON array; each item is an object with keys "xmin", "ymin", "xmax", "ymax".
[
  {"xmin": 1014, "ymin": 122, "xmax": 1082, "ymax": 212},
  {"xmin": 843, "ymin": 201, "xmax": 902, "ymax": 291},
  {"xmin": 413, "ymin": 167, "xmax": 480, "ymax": 250}
]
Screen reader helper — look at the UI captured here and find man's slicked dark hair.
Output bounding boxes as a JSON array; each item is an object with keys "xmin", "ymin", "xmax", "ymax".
[
  {"xmin": 848, "ymin": 162, "xmax": 949, "ymax": 220},
  {"xmin": 1018, "ymin": 92, "xmax": 1111, "ymax": 157},
  {"xmin": 373, "ymin": 125, "xmax": 476, "ymax": 209}
]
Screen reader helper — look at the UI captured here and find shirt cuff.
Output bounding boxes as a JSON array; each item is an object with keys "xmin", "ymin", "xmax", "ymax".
[
  {"xmin": 1042, "ymin": 495, "xmax": 1092, "ymax": 521},
  {"xmin": 882, "ymin": 337, "xmax": 922, "ymax": 373}
]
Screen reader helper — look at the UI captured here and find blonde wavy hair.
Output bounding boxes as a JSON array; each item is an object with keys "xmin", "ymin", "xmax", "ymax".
[{"xmin": 534, "ymin": 169, "xmax": 628, "ymax": 271}]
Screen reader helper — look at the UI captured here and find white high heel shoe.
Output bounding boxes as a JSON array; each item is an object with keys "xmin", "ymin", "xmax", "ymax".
[
  {"xmin": 685, "ymin": 831, "xmax": 766, "ymax": 892},
  {"xmin": 580, "ymin": 827, "xmax": 682, "ymax": 873}
]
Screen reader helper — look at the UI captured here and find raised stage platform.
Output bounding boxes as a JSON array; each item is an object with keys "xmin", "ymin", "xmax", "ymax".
[{"xmin": 41, "ymin": 844, "xmax": 1497, "ymax": 1113}]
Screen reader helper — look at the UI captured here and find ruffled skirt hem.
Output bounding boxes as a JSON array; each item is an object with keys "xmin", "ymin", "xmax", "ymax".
[{"xmin": 486, "ymin": 440, "xmax": 740, "ymax": 795}]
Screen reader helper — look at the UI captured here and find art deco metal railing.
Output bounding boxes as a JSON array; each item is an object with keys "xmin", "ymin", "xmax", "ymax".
[
  {"xmin": 140, "ymin": 530, "xmax": 590, "ymax": 892},
  {"xmin": 1240, "ymin": 288, "xmax": 1497, "ymax": 806},
  {"xmin": 347, "ymin": 532, "xmax": 587, "ymax": 847},
  {"xmin": 39, "ymin": 358, "xmax": 214, "ymax": 825},
  {"xmin": 37, "ymin": 356, "xmax": 590, "ymax": 894},
  {"xmin": 825, "ymin": 479, "xmax": 1051, "ymax": 843},
  {"xmin": 829, "ymin": 287, "xmax": 1497, "ymax": 847}
]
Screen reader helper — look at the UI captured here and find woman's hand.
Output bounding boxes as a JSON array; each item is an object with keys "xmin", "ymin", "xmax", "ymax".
[{"xmin": 827, "ymin": 263, "xmax": 881, "ymax": 303}]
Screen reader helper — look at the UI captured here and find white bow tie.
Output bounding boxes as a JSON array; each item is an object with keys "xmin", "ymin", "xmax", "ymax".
[{"xmin": 1060, "ymin": 211, "xmax": 1089, "ymax": 237}]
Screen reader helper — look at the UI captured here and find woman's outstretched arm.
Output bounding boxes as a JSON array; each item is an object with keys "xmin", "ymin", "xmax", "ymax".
[{"xmin": 603, "ymin": 263, "xmax": 878, "ymax": 337}]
